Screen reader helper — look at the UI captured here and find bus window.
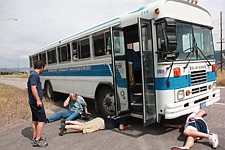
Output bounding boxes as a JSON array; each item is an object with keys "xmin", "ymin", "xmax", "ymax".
[
  {"xmin": 72, "ymin": 41, "xmax": 79, "ymax": 61},
  {"xmin": 93, "ymin": 33, "xmax": 105, "ymax": 57},
  {"xmin": 113, "ymin": 31, "xmax": 125, "ymax": 55},
  {"xmin": 156, "ymin": 23, "xmax": 167, "ymax": 61},
  {"xmin": 29, "ymin": 57, "xmax": 32, "ymax": 68},
  {"xmin": 39, "ymin": 52, "xmax": 46, "ymax": 65},
  {"xmin": 58, "ymin": 44, "xmax": 71, "ymax": 63},
  {"xmin": 32, "ymin": 55, "xmax": 38, "ymax": 66},
  {"xmin": 47, "ymin": 49, "xmax": 57, "ymax": 64},
  {"xmin": 105, "ymin": 32, "xmax": 111, "ymax": 55},
  {"xmin": 79, "ymin": 38, "xmax": 90, "ymax": 59}
]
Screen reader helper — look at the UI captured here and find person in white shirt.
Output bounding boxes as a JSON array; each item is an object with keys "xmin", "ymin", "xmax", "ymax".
[{"xmin": 171, "ymin": 109, "xmax": 219, "ymax": 150}]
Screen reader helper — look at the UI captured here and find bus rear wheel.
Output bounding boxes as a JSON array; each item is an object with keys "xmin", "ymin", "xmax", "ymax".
[
  {"xmin": 45, "ymin": 82, "xmax": 54, "ymax": 99},
  {"xmin": 98, "ymin": 86, "xmax": 115, "ymax": 116}
]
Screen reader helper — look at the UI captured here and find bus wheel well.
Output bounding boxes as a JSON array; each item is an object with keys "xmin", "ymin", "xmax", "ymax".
[
  {"xmin": 44, "ymin": 80, "xmax": 54, "ymax": 99},
  {"xmin": 95, "ymin": 84, "xmax": 114, "ymax": 116}
]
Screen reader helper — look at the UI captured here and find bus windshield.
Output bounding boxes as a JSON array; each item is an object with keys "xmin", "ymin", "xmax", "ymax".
[
  {"xmin": 176, "ymin": 22, "xmax": 215, "ymax": 61},
  {"xmin": 157, "ymin": 21, "xmax": 215, "ymax": 61}
]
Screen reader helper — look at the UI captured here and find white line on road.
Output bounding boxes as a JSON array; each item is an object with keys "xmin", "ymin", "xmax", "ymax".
[{"xmin": 215, "ymin": 103, "xmax": 225, "ymax": 106}]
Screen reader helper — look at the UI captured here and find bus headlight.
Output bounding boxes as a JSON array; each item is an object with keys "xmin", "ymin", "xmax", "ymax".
[
  {"xmin": 212, "ymin": 82, "xmax": 217, "ymax": 90},
  {"xmin": 177, "ymin": 90, "xmax": 184, "ymax": 101}
]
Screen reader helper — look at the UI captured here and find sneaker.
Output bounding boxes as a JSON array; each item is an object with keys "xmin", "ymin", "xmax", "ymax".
[
  {"xmin": 31, "ymin": 135, "xmax": 46, "ymax": 144},
  {"xmin": 32, "ymin": 139, "xmax": 48, "ymax": 147},
  {"xmin": 209, "ymin": 133, "xmax": 219, "ymax": 148},
  {"xmin": 60, "ymin": 119, "xmax": 66, "ymax": 128},
  {"xmin": 59, "ymin": 122, "xmax": 67, "ymax": 136}
]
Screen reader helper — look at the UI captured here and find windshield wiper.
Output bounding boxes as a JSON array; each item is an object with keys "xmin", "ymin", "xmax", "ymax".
[
  {"xmin": 196, "ymin": 46, "xmax": 212, "ymax": 66},
  {"xmin": 183, "ymin": 47, "xmax": 195, "ymax": 69}
]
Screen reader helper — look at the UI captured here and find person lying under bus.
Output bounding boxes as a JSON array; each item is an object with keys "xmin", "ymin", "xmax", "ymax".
[
  {"xmin": 58, "ymin": 115, "xmax": 131, "ymax": 136},
  {"xmin": 171, "ymin": 109, "xmax": 219, "ymax": 150},
  {"xmin": 46, "ymin": 92, "xmax": 91, "ymax": 123}
]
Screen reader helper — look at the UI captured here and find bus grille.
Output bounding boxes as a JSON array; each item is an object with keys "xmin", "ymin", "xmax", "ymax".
[
  {"xmin": 191, "ymin": 70, "xmax": 207, "ymax": 85},
  {"xmin": 192, "ymin": 86, "xmax": 207, "ymax": 94}
]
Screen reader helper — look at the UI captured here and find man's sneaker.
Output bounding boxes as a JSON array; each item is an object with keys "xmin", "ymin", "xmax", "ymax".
[
  {"xmin": 59, "ymin": 122, "xmax": 67, "ymax": 136},
  {"xmin": 209, "ymin": 133, "xmax": 219, "ymax": 148},
  {"xmin": 31, "ymin": 135, "xmax": 46, "ymax": 144},
  {"xmin": 60, "ymin": 119, "xmax": 66, "ymax": 128},
  {"xmin": 32, "ymin": 139, "xmax": 48, "ymax": 147}
]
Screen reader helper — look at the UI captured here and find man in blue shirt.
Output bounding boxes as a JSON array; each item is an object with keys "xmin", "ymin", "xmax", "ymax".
[
  {"xmin": 27, "ymin": 60, "xmax": 48, "ymax": 147},
  {"xmin": 127, "ymin": 49, "xmax": 141, "ymax": 83},
  {"xmin": 47, "ymin": 93, "xmax": 91, "ymax": 123}
]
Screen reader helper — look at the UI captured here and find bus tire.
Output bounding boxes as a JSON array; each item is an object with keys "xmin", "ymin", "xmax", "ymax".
[
  {"xmin": 45, "ymin": 81, "xmax": 54, "ymax": 100},
  {"xmin": 98, "ymin": 86, "xmax": 115, "ymax": 116}
]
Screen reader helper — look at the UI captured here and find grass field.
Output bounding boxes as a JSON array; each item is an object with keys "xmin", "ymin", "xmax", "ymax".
[{"xmin": 0, "ymin": 83, "xmax": 53, "ymax": 133}]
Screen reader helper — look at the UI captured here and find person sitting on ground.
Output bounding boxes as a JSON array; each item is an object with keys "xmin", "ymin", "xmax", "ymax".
[
  {"xmin": 59, "ymin": 115, "xmax": 131, "ymax": 136},
  {"xmin": 171, "ymin": 109, "xmax": 219, "ymax": 150},
  {"xmin": 46, "ymin": 92, "xmax": 91, "ymax": 123}
]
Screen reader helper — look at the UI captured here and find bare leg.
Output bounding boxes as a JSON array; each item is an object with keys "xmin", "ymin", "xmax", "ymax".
[
  {"xmin": 183, "ymin": 136, "xmax": 195, "ymax": 148},
  {"xmin": 65, "ymin": 120, "xmax": 82, "ymax": 126},
  {"xmin": 35, "ymin": 122, "xmax": 45, "ymax": 140},
  {"xmin": 65, "ymin": 124, "xmax": 83, "ymax": 132},
  {"xmin": 183, "ymin": 126, "xmax": 209, "ymax": 139},
  {"xmin": 31, "ymin": 121, "xmax": 38, "ymax": 139},
  {"xmin": 182, "ymin": 126, "xmax": 210, "ymax": 149}
]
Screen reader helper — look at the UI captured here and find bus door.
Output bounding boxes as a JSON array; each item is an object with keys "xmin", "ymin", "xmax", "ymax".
[
  {"xmin": 110, "ymin": 27, "xmax": 129, "ymax": 116},
  {"xmin": 138, "ymin": 18, "xmax": 156, "ymax": 125}
]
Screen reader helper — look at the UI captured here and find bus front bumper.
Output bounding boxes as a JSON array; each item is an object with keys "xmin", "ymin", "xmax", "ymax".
[{"xmin": 164, "ymin": 88, "xmax": 220, "ymax": 119}]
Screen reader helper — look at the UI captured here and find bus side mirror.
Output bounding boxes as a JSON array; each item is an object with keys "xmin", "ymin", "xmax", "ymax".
[{"xmin": 165, "ymin": 18, "xmax": 177, "ymax": 52}]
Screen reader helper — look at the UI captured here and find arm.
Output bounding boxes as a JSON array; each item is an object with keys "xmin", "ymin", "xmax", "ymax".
[
  {"xmin": 63, "ymin": 94, "xmax": 71, "ymax": 107},
  {"xmin": 194, "ymin": 109, "xmax": 206, "ymax": 118},
  {"xmin": 31, "ymin": 85, "xmax": 42, "ymax": 107},
  {"xmin": 189, "ymin": 110, "xmax": 206, "ymax": 121},
  {"xmin": 83, "ymin": 106, "xmax": 91, "ymax": 115}
]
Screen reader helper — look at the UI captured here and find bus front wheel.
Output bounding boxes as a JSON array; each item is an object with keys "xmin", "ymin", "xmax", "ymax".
[
  {"xmin": 98, "ymin": 86, "xmax": 115, "ymax": 116},
  {"xmin": 45, "ymin": 82, "xmax": 54, "ymax": 99}
]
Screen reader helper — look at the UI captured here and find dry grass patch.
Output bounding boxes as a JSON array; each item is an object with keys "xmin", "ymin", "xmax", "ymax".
[
  {"xmin": 0, "ymin": 74, "xmax": 28, "ymax": 78},
  {"xmin": 0, "ymin": 83, "xmax": 53, "ymax": 132},
  {"xmin": 216, "ymin": 69, "xmax": 225, "ymax": 86}
]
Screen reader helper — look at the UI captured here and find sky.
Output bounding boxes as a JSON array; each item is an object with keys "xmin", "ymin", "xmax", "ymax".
[{"xmin": 0, "ymin": 0, "xmax": 224, "ymax": 68}]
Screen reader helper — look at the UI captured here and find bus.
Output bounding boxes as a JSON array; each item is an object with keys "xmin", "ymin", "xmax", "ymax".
[{"xmin": 28, "ymin": 0, "xmax": 220, "ymax": 125}]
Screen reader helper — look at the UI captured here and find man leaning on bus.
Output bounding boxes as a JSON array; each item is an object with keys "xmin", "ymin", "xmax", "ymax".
[{"xmin": 46, "ymin": 92, "xmax": 91, "ymax": 123}]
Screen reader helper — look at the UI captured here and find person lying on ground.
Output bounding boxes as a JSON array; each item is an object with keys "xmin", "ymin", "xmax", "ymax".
[
  {"xmin": 59, "ymin": 116, "xmax": 131, "ymax": 136},
  {"xmin": 46, "ymin": 92, "xmax": 91, "ymax": 123},
  {"xmin": 171, "ymin": 109, "xmax": 219, "ymax": 150}
]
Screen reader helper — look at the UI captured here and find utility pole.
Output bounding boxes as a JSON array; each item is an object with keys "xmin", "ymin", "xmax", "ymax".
[
  {"xmin": 217, "ymin": 11, "xmax": 225, "ymax": 71},
  {"xmin": 220, "ymin": 11, "xmax": 223, "ymax": 71}
]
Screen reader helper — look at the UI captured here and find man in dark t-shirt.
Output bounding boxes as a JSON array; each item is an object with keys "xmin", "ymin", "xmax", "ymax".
[{"xmin": 27, "ymin": 60, "xmax": 48, "ymax": 147}]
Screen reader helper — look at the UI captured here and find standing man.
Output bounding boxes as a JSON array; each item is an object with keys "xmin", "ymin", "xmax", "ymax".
[{"xmin": 27, "ymin": 60, "xmax": 48, "ymax": 147}]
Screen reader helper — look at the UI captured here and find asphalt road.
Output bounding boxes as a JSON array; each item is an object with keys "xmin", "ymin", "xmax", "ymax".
[{"xmin": 0, "ymin": 77, "xmax": 224, "ymax": 150}]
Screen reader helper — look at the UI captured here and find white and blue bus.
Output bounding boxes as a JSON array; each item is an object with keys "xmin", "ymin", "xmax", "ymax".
[{"xmin": 29, "ymin": 0, "xmax": 220, "ymax": 125}]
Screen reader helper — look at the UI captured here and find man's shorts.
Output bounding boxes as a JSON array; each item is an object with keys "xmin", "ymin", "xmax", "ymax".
[
  {"xmin": 30, "ymin": 104, "xmax": 47, "ymax": 122},
  {"xmin": 82, "ymin": 117, "xmax": 104, "ymax": 133},
  {"xmin": 187, "ymin": 119, "xmax": 209, "ymax": 134}
]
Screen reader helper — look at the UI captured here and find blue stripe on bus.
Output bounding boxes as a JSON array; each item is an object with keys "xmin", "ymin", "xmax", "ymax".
[
  {"xmin": 41, "ymin": 64, "xmax": 127, "ymax": 88},
  {"xmin": 129, "ymin": 6, "xmax": 147, "ymax": 14},
  {"xmin": 40, "ymin": 64, "xmax": 215, "ymax": 90},
  {"xmin": 41, "ymin": 64, "xmax": 112, "ymax": 76},
  {"xmin": 155, "ymin": 71, "xmax": 216, "ymax": 90}
]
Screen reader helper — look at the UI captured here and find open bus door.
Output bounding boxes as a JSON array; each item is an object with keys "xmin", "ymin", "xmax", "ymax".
[
  {"xmin": 110, "ymin": 26, "xmax": 129, "ymax": 116},
  {"xmin": 138, "ymin": 18, "xmax": 157, "ymax": 125}
]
